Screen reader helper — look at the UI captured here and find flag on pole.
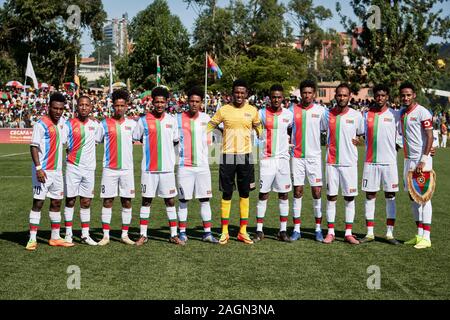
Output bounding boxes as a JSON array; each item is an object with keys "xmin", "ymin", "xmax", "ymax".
[
  {"xmin": 25, "ymin": 53, "xmax": 38, "ymax": 89},
  {"xmin": 207, "ymin": 54, "xmax": 222, "ymax": 79},
  {"xmin": 156, "ymin": 55, "xmax": 161, "ymax": 86},
  {"xmin": 108, "ymin": 55, "xmax": 113, "ymax": 116},
  {"xmin": 74, "ymin": 55, "xmax": 80, "ymax": 96},
  {"xmin": 109, "ymin": 55, "xmax": 113, "ymax": 93}
]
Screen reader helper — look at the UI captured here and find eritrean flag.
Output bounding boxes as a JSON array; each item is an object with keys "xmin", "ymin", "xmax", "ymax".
[{"xmin": 207, "ymin": 54, "xmax": 222, "ymax": 79}]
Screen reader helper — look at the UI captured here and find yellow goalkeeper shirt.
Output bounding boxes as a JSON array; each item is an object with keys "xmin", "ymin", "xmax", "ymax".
[{"xmin": 208, "ymin": 102, "xmax": 262, "ymax": 154}]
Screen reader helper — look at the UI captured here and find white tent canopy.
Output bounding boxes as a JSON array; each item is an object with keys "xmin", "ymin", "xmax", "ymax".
[{"xmin": 423, "ymin": 88, "xmax": 450, "ymax": 98}]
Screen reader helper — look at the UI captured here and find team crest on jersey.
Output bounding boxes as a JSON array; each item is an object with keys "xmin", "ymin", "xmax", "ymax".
[
  {"xmin": 330, "ymin": 118, "xmax": 335, "ymax": 124},
  {"xmin": 311, "ymin": 114, "xmax": 320, "ymax": 118},
  {"xmin": 74, "ymin": 128, "xmax": 79, "ymax": 133},
  {"xmin": 183, "ymin": 123, "xmax": 189, "ymax": 128},
  {"xmin": 346, "ymin": 119, "xmax": 354, "ymax": 124},
  {"xmin": 166, "ymin": 124, "xmax": 173, "ymax": 128},
  {"xmin": 295, "ymin": 113, "xmax": 301, "ymax": 119},
  {"xmin": 368, "ymin": 117, "xmax": 373, "ymax": 122}
]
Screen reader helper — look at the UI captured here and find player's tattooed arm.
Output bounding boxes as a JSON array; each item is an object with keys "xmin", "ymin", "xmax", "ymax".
[
  {"xmin": 30, "ymin": 145, "xmax": 46, "ymax": 183},
  {"xmin": 416, "ymin": 127, "xmax": 433, "ymax": 174}
]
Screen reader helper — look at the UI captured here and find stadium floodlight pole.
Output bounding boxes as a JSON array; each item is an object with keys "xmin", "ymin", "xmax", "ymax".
[{"xmin": 204, "ymin": 51, "xmax": 208, "ymax": 110}]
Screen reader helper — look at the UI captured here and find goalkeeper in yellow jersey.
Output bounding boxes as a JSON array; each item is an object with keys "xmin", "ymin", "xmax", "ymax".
[{"xmin": 208, "ymin": 79, "xmax": 262, "ymax": 244}]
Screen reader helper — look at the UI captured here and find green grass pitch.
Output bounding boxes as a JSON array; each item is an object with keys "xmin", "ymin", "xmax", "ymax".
[{"xmin": 0, "ymin": 143, "xmax": 449, "ymax": 299}]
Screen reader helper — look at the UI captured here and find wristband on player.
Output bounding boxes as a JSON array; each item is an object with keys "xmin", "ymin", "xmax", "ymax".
[
  {"xmin": 420, "ymin": 154, "xmax": 430, "ymax": 163},
  {"xmin": 35, "ymin": 165, "xmax": 42, "ymax": 171}
]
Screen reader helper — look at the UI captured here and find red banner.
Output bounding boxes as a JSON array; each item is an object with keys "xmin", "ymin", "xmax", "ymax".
[{"xmin": 0, "ymin": 129, "xmax": 33, "ymax": 144}]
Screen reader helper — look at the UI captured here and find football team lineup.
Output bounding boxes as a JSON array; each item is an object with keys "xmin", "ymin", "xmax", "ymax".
[{"xmin": 22, "ymin": 80, "xmax": 437, "ymax": 252}]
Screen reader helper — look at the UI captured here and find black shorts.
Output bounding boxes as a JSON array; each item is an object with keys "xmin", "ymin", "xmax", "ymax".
[{"xmin": 219, "ymin": 153, "xmax": 255, "ymax": 195}]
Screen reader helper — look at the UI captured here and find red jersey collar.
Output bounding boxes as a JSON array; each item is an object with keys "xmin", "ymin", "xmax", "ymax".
[
  {"xmin": 184, "ymin": 111, "xmax": 200, "ymax": 120},
  {"xmin": 331, "ymin": 106, "xmax": 350, "ymax": 116},
  {"xmin": 147, "ymin": 112, "xmax": 165, "ymax": 121},
  {"xmin": 267, "ymin": 106, "xmax": 283, "ymax": 115},
  {"xmin": 297, "ymin": 103, "xmax": 314, "ymax": 110}
]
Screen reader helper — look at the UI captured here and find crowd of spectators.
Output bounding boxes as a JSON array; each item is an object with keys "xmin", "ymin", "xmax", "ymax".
[{"xmin": 0, "ymin": 86, "xmax": 447, "ymax": 130}]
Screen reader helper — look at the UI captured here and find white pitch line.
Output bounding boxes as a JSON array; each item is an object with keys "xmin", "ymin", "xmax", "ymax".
[
  {"xmin": 0, "ymin": 152, "xmax": 28, "ymax": 158},
  {"xmin": 0, "ymin": 176, "xmax": 32, "ymax": 178}
]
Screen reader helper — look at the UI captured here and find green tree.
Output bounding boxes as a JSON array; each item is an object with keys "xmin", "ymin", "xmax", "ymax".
[
  {"xmin": 337, "ymin": 0, "xmax": 450, "ymax": 96},
  {"xmin": 248, "ymin": 0, "xmax": 292, "ymax": 47},
  {"xmin": 116, "ymin": 0, "xmax": 190, "ymax": 90},
  {"xmin": 0, "ymin": 0, "xmax": 106, "ymax": 86},
  {"xmin": 288, "ymin": 0, "xmax": 332, "ymax": 45},
  {"xmin": 90, "ymin": 41, "xmax": 117, "ymax": 65},
  {"xmin": 210, "ymin": 45, "xmax": 307, "ymax": 95}
]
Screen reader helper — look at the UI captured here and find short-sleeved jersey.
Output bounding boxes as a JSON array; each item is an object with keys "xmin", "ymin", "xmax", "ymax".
[
  {"xmin": 64, "ymin": 118, "xmax": 99, "ymax": 170},
  {"xmin": 259, "ymin": 107, "xmax": 293, "ymax": 160},
  {"xmin": 399, "ymin": 104, "xmax": 433, "ymax": 160},
  {"xmin": 30, "ymin": 116, "xmax": 66, "ymax": 172},
  {"xmin": 96, "ymin": 117, "xmax": 136, "ymax": 170},
  {"xmin": 208, "ymin": 102, "xmax": 261, "ymax": 154},
  {"xmin": 321, "ymin": 107, "xmax": 364, "ymax": 166},
  {"xmin": 133, "ymin": 112, "xmax": 179, "ymax": 173},
  {"xmin": 177, "ymin": 112, "xmax": 210, "ymax": 168},
  {"xmin": 290, "ymin": 103, "xmax": 325, "ymax": 159},
  {"xmin": 363, "ymin": 107, "xmax": 400, "ymax": 165}
]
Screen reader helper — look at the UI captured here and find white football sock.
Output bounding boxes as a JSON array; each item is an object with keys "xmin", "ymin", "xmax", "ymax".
[
  {"xmin": 279, "ymin": 199, "xmax": 289, "ymax": 232},
  {"xmin": 313, "ymin": 198, "xmax": 322, "ymax": 231},
  {"xmin": 29, "ymin": 210, "xmax": 41, "ymax": 241},
  {"xmin": 200, "ymin": 201, "xmax": 212, "ymax": 233},
  {"xmin": 64, "ymin": 206, "xmax": 74, "ymax": 236},
  {"xmin": 293, "ymin": 197, "xmax": 302, "ymax": 232},
  {"xmin": 140, "ymin": 206, "xmax": 150, "ymax": 237},
  {"xmin": 166, "ymin": 206, "xmax": 178, "ymax": 237},
  {"xmin": 121, "ymin": 207, "xmax": 132, "ymax": 238},
  {"xmin": 422, "ymin": 201, "xmax": 432, "ymax": 241},
  {"xmin": 101, "ymin": 207, "xmax": 112, "ymax": 238},
  {"xmin": 256, "ymin": 199, "xmax": 267, "ymax": 232},
  {"xmin": 80, "ymin": 208, "xmax": 91, "ymax": 237},
  {"xmin": 326, "ymin": 200, "xmax": 336, "ymax": 235},
  {"xmin": 49, "ymin": 211, "xmax": 61, "ymax": 240},
  {"xmin": 178, "ymin": 201, "xmax": 188, "ymax": 233},
  {"xmin": 344, "ymin": 200, "xmax": 355, "ymax": 236},
  {"xmin": 365, "ymin": 198, "xmax": 375, "ymax": 236}
]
